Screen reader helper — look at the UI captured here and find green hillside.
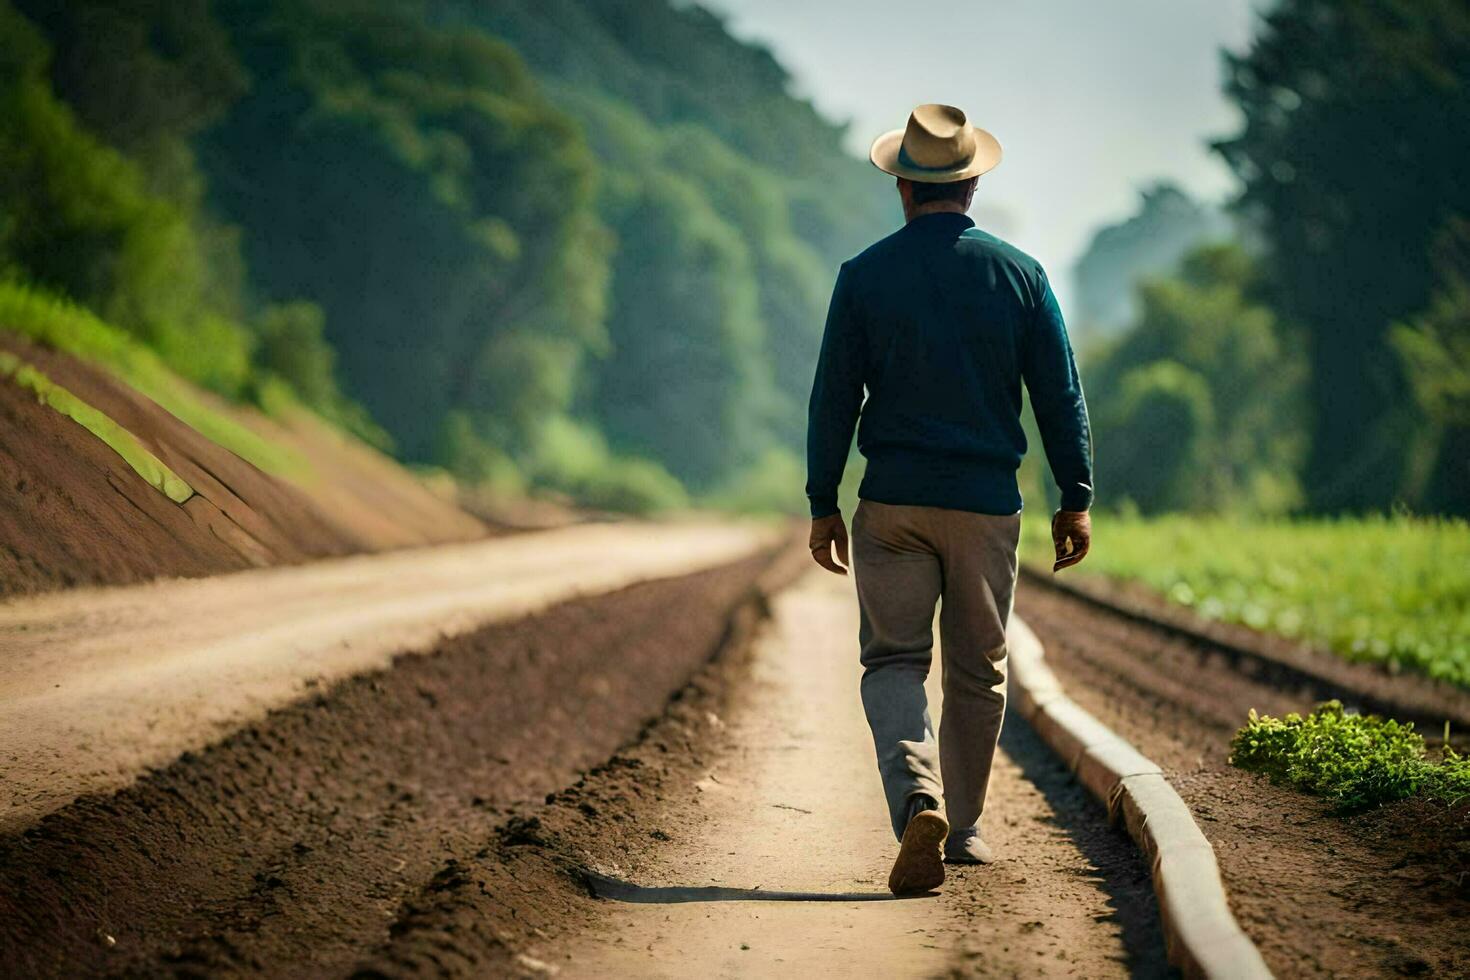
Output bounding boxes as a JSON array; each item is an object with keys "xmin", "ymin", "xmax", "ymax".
[{"xmin": 1, "ymin": 0, "xmax": 890, "ymax": 513}]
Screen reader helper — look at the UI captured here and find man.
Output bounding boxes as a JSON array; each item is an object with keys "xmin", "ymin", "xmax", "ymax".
[{"xmin": 806, "ymin": 104, "xmax": 1094, "ymax": 896}]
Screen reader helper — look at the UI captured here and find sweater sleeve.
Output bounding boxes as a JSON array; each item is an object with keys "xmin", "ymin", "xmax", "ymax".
[
  {"xmin": 1023, "ymin": 271, "xmax": 1095, "ymax": 512},
  {"xmin": 805, "ymin": 263, "xmax": 865, "ymax": 519}
]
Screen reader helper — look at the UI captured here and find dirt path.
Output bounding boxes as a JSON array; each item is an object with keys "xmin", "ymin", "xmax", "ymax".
[
  {"xmin": 1018, "ymin": 581, "xmax": 1470, "ymax": 978},
  {"xmin": 558, "ymin": 570, "xmax": 1169, "ymax": 978},
  {"xmin": 0, "ymin": 520, "xmax": 778, "ymax": 831}
]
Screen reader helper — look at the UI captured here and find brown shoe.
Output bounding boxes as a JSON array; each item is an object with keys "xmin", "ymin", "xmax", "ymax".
[{"xmin": 887, "ymin": 809, "xmax": 949, "ymax": 895}]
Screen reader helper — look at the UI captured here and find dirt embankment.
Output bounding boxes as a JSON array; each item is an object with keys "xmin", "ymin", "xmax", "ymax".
[
  {"xmin": 1017, "ymin": 579, "xmax": 1470, "ymax": 979},
  {"xmin": 0, "ymin": 333, "xmax": 484, "ymax": 596},
  {"xmin": 0, "ymin": 543, "xmax": 798, "ymax": 977}
]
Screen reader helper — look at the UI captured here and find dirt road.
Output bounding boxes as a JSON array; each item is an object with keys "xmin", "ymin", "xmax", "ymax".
[
  {"xmin": 6, "ymin": 513, "xmax": 1462, "ymax": 977},
  {"xmin": 2, "ymin": 527, "xmax": 1174, "ymax": 978},
  {"xmin": 0, "ymin": 520, "xmax": 777, "ymax": 831},
  {"xmin": 556, "ymin": 570, "xmax": 1169, "ymax": 978},
  {"xmin": 1, "ymin": 543, "xmax": 787, "ymax": 976}
]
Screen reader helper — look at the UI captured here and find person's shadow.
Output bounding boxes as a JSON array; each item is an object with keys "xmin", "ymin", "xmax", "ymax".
[{"xmin": 583, "ymin": 869, "xmax": 933, "ymax": 904}]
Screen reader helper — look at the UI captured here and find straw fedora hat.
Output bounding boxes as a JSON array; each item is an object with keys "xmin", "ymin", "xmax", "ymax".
[{"xmin": 869, "ymin": 104, "xmax": 1002, "ymax": 183}]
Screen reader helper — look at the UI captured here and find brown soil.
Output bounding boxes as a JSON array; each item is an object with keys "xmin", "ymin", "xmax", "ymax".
[
  {"xmin": 1, "ymin": 521, "xmax": 779, "ymax": 832},
  {"xmin": 0, "ymin": 546, "xmax": 791, "ymax": 977},
  {"xmin": 0, "ymin": 333, "xmax": 483, "ymax": 597},
  {"xmin": 0, "ymin": 537, "xmax": 1174, "ymax": 979},
  {"xmin": 1017, "ymin": 578, "xmax": 1470, "ymax": 979}
]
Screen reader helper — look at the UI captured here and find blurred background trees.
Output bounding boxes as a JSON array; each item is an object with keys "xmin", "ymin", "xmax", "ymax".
[
  {"xmin": 0, "ymin": 0, "xmax": 1465, "ymax": 516},
  {"xmin": 1213, "ymin": 0, "xmax": 1470, "ymax": 515},
  {"xmin": 1086, "ymin": 243, "xmax": 1304, "ymax": 514},
  {"xmin": 1079, "ymin": 0, "xmax": 1468, "ymax": 517},
  {"xmin": 2, "ymin": 0, "xmax": 889, "ymax": 512}
]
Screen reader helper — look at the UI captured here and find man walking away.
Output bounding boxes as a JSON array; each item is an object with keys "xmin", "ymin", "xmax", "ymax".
[{"xmin": 805, "ymin": 104, "xmax": 1094, "ymax": 896}]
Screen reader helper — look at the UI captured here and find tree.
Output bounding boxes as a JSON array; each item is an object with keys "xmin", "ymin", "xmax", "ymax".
[
  {"xmin": 1215, "ymin": 0, "xmax": 1470, "ymax": 511},
  {"xmin": 6, "ymin": 0, "xmax": 896, "ymax": 510},
  {"xmin": 1097, "ymin": 361, "xmax": 1215, "ymax": 514},
  {"xmin": 1088, "ymin": 244, "xmax": 1305, "ymax": 513},
  {"xmin": 0, "ymin": 0, "xmax": 254, "ymax": 396},
  {"xmin": 1391, "ymin": 218, "xmax": 1470, "ymax": 515},
  {"xmin": 592, "ymin": 168, "xmax": 773, "ymax": 488},
  {"xmin": 13, "ymin": 0, "xmax": 247, "ymax": 192},
  {"xmin": 200, "ymin": 0, "xmax": 611, "ymax": 466}
]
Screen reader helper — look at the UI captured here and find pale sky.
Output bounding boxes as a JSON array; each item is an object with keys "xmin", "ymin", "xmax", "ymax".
[{"xmin": 697, "ymin": 0, "xmax": 1262, "ymax": 305}]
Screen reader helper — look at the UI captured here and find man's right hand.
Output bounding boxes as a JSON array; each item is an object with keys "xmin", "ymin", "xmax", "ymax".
[{"xmin": 809, "ymin": 513, "xmax": 850, "ymax": 576}]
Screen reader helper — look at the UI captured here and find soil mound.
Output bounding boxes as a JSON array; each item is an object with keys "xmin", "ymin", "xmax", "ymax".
[
  {"xmin": 0, "ymin": 333, "xmax": 483, "ymax": 596},
  {"xmin": 0, "ymin": 547, "xmax": 787, "ymax": 977}
]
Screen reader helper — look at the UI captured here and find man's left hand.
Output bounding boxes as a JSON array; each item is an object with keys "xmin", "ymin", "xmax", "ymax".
[
  {"xmin": 1051, "ymin": 510, "xmax": 1091, "ymax": 572},
  {"xmin": 809, "ymin": 513, "xmax": 850, "ymax": 576}
]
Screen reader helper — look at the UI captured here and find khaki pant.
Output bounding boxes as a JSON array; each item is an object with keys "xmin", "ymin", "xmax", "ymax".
[{"xmin": 851, "ymin": 500, "xmax": 1020, "ymax": 852}]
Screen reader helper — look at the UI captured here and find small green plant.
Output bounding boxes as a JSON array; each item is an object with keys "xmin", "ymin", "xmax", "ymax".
[{"xmin": 1230, "ymin": 701, "xmax": 1470, "ymax": 811}]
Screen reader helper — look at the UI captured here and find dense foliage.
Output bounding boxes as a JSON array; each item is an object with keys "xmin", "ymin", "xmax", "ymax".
[
  {"xmin": 1215, "ymin": 0, "xmax": 1470, "ymax": 515},
  {"xmin": 202, "ymin": 0, "xmax": 611, "ymax": 479},
  {"xmin": 0, "ymin": 0, "xmax": 890, "ymax": 511},
  {"xmin": 9, "ymin": 0, "xmax": 1464, "ymax": 519},
  {"xmin": 1020, "ymin": 513, "xmax": 1470, "ymax": 686},
  {"xmin": 437, "ymin": 0, "xmax": 889, "ymax": 499},
  {"xmin": 1086, "ymin": 243, "xmax": 1304, "ymax": 514},
  {"xmin": 1232, "ymin": 701, "xmax": 1470, "ymax": 811},
  {"xmin": 0, "ymin": 0, "xmax": 249, "ymax": 393},
  {"xmin": 1083, "ymin": 2, "xmax": 1470, "ymax": 519},
  {"xmin": 1, "ymin": 0, "xmax": 380, "ymax": 441}
]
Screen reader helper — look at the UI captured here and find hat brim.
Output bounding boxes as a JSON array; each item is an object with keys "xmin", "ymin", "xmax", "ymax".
[{"xmin": 868, "ymin": 127, "xmax": 1003, "ymax": 183}]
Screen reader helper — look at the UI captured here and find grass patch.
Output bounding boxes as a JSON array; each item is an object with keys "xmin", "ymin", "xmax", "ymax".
[
  {"xmin": 1023, "ymin": 513, "xmax": 1470, "ymax": 687},
  {"xmin": 0, "ymin": 282, "xmax": 313, "ymax": 481},
  {"xmin": 1231, "ymin": 701, "xmax": 1470, "ymax": 811}
]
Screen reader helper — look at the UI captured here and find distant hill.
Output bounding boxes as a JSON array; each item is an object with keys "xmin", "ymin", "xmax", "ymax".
[{"xmin": 1071, "ymin": 183, "xmax": 1231, "ymax": 347}]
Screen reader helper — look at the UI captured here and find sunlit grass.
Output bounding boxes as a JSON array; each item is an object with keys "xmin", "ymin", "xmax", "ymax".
[
  {"xmin": 1023, "ymin": 512, "xmax": 1470, "ymax": 687},
  {"xmin": 0, "ymin": 282, "xmax": 312, "ymax": 481}
]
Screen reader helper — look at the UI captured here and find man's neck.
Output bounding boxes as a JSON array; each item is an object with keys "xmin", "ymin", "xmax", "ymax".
[{"xmin": 903, "ymin": 201, "xmax": 969, "ymax": 224}]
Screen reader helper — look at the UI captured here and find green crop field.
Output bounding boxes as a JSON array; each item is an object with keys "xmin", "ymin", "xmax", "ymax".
[{"xmin": 1023, "ymin": 513, "xmax": 1470, "ymax": 688}]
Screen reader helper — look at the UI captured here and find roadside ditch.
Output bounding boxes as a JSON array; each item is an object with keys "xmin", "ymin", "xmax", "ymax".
[{"xmin": 1017, "ymin": 577, "xmax": 1470, "ymax": 978}]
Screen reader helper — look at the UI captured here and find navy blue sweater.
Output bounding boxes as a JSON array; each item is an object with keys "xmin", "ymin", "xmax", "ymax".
[{"xmin": 806, "ymin": 212, "xmax": 1093, "ymax": 519}]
